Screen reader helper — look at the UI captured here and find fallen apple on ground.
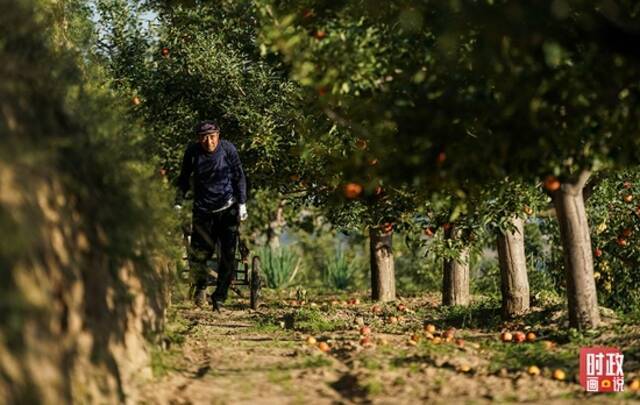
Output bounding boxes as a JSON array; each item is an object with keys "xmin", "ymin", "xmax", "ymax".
[
  {"xmin": 552, "ymin": 369, "xmax": 566, "ymax": 381},
  {"xmin": 526, "ymin": 332, "xmax": 536, "ymax": 342},
  {"xmin": 306, "ymin": 336, "xmax": 317, "ymax": 345},
  {"xmin": 317, "ymin": 342, "xmax": 330, "ymax": 353},
  {"xmin": 513, "ymin": 331, "xmax": 526, "ymax": 343},
  {"xmin": 359, "ymin": 336, "xmax": 373, "ymax": 347},
  {"xmin": 500, "ymin": 331, "xmax": 513, "ymax": 342},
  {"xmin": 444, "ymin": 328, "xmax": 456, "ymax": 339},
  {"xmin": 424, "ymin": 323, "xmax": 437, "ymax": 333},
  {"xmin": 458, "ymin": 364, "xmax": 471, "ymax": 373},
  {"xmin": 527, "ymin": 365, "xmax": 541, "ymax": 376},
  {"xmin": 359, "ymin": 326, "xmax": 371, "ymax": 335}
]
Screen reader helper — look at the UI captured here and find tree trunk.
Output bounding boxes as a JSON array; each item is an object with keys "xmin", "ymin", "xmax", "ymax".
[
  {"xmin": 370, "ymin": 227, "xmax": 396, "ymax": 302},
  {"xmin": 442, "ymin": 227, "xmax": 470, "ymax": 306},
  {"xmin": 266, "ymin": 200, "xmax": 285, "ymax": 249},
  {"xmin": 552, "ymin": 171, "xmax": 600, "ymax": 329},
  {"xmin": 497, "ymin": 216, "xmax": 530, "ymax": 319}
]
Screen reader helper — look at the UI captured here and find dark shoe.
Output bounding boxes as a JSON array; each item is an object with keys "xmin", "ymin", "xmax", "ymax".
[
  {"xmin": 211, "ymin": 297, "xmax": 223, "ymax": 313},
  {"xmin": 193, "ymin": 287, "xmax": 207, "ymax": 307}
]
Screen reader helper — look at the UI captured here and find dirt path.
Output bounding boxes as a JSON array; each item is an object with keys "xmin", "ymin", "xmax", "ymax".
[
  {"xmin": 136, "ymin": 294, "xmax": 639, "ymax": 404},
  {"xmin": 138, "ymin": 304, "xmax": 348, "ymax": 405}
]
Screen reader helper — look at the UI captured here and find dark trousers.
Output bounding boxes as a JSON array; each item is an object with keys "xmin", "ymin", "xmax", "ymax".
[{"xmin": 189, "ymin": 204, "xmax": 239, "ymax": 302}]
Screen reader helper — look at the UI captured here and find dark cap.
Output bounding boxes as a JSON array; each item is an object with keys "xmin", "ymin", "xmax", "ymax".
[{"xmin": 195, "ymin": 120, "xmax": 220, "ymax": 136}]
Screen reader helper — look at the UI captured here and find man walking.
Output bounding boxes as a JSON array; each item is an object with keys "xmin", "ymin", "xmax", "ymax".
[{"xmin": 175, "ymin": 120, "xmax": 248, "ymax": 311}]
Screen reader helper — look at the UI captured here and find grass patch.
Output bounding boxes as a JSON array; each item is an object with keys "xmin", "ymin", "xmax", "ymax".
[
  {"xmin": 392, "ymin": 376, "xmax": 406, "ymax": 386},
  {"xmin": 431, "ymin": 297, "xmax": 502, "ymax": 330},
  {"xmin": 163, "ymin": 308, "xmax": 192, "ymax": 346},
  {"xmin": 150, "ymin": 347, "xmax": 182, "ymax": 377},
  {"xmin": 300, "ymin": 354, "xmax": 332, "ymax": 368},
  {"xmin": 150, "ymin": 308, "xmax": 191, "ymax": 378},
  {"xmin": 285, "ymin": 308, "xmax": 346, "ymax": 333},
  {"xmin": 361, "ymin": 356, "xmax": 383, "ymax": 370},
  {"xmin": 251, "ymin": 321, "xmax": 282, "ymax": 334},
  {"xmin": 362, "ymin": 377, "xmax": 384, "ymax": 396},
  {"xmin": 253, "ymin": 307, "xmax": 346, "ymax": 335},
  {"xmin": 483, "ymin": 339, "xmax": 582, "ymax": 374},
  {"xmin": 417, "ymin": 340, "xmax": 458, "ymax": 356},
  {"xmin": 261, "ymin": 354, "xmax": 332, "ymax": 372},
  {"xmin": 267, "ymin": 369, "xmax": 295, "ymax": 393},
  {"xmin": 267, "ymin": 369, "xmax": 292, "ymax": 384}
]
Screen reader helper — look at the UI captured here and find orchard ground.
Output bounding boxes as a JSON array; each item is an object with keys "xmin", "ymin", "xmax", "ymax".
[{"xmin": 139, "ymin": 289, "xmax": 640, "ymax": 404}]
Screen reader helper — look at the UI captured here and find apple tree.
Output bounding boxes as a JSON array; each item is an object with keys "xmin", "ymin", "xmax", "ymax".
[{"xmin": 257, "ymin": 0, "xmax": 640, "ymax": 329}]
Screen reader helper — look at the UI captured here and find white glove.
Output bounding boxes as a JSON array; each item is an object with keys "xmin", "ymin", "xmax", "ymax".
[
  {"xmin": 239, "ymin": 203, "xmax": 248, "ymax": 221},
  {"xmin": 174, "ymin": 204, "xmax": 182, "ymax": 211}
]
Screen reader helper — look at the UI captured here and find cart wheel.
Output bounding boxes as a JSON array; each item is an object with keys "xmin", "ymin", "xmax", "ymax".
[{"xmin": 250, "ymin": 256, "xmax": 262, "ymax": 310}]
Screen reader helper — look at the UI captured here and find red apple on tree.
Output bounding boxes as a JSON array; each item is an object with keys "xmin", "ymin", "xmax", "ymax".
[
  {"xmin": 343, "ymin": 182, "xmax": 363, "ymax": 199},
  {"xmin": 314, "ymin": 30, "xmax": 326, "ymax": 40},
  {"xmin": 544, "ymin": 175, "xmax": 561, "ymax": 192}
]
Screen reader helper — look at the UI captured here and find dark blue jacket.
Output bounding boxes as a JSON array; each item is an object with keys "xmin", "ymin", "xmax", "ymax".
[{"xmin": 176, "ymin": 140, "xmax": 247, "ymax": 215}]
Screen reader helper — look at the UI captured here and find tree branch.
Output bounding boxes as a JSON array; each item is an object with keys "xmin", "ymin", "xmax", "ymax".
[{"xmin": 583, "ymin": 170, "xmax": 607, "ymax": 202}]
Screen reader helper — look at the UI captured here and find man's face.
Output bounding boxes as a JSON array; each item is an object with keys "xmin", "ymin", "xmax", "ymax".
[{"xmin": 199, "ymin": 131, "xmax": 220, "ymax": 152}]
